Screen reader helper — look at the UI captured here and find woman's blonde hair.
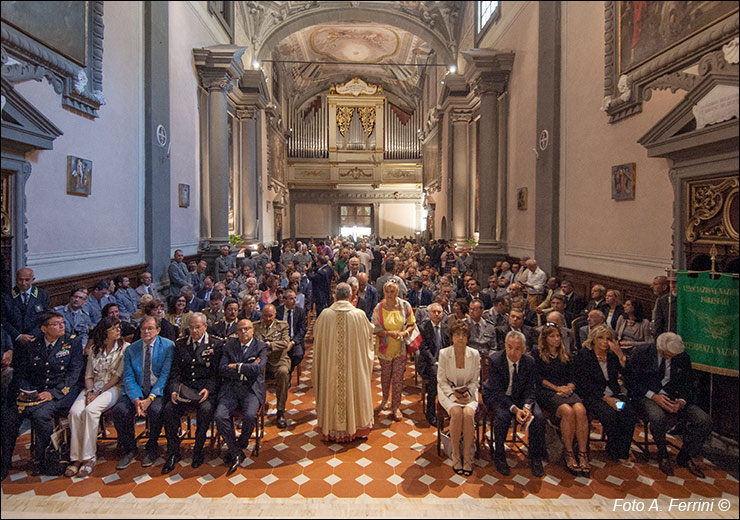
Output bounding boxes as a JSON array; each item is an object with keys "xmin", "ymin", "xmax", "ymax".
[
  {"xmin": 583, "ymin": 323, "xmax": 615, "ymax": 349},
  {"xmin": 383, "ymin": 280, "xmax": 399, "ymax": 294},
  {"xmin": 537, "ymin": 324, "xmax": 569, "ymax": 363}
]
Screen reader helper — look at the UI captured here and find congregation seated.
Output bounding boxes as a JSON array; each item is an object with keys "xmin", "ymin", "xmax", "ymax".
[
  {"xmin": 54, "ymin": 287, "xmax": 93, "ymax": 347},
  {"xmin": 495, "ymin": 308, "xmax": 536, "ymax": 352},
  {"xmin": 482, "ymin": 295, "xmax": 509, "ymax": 328},
  {"xmin": 603, "ymin": 289, "xmax": 623, "ymax": 329},
  {"xmin": 418, "ymin": 303, "xmax": 450, "ymax": 426},
  {"xmin": 560, "ymin": 280, "xmax": 586, "ymax": 327},
  {"xmin": 165, "ymin": 294, "xmax": 193, "ymax": 335},
  {"xmin": 66, "ymin": 316, "xmax": 128, "ymax": 477},
  {"xmin": 180, "ymin": 284, "xmax": 206, "ymax": 313},
  {"xmin": 437, "ymin": 321, "xmax": 480, "ymax": 477},
  {"xmin": 238, "ymin": 295, "xmax": 262, "ymax": 322},
  {"xmin": 577, "ymin": 324, "xmax": 637, "ymax": 462},
  {"xmin": 114, "ymin": 275, "xmax": 140, "ymax": 322},
  {"xmin": 197, "ymin": 275, "xmax": 216, "ymax": 302},
  {"xmin": 463, "ymin": 298, "xmax": 497, "ymax": 359},
  {"xmin": 577, "ymin": 309, "xmax": 606, "ymax": 350},
  {"xmin": 534, "ymin": 325, "xmax": 590, "ymax": 476},
  {"xmin": 209, "ymin": 298, "xmax": 240, "ymax": 340},
  {"xmin": 445, "ymin": 298, "xmax": 468, "ymax": 330},
  {"xmin": 83, "ymin": 279, "xmax": 116, "ymax": 326},
  {"xmin": 132, "ymin": 299, "xmax": 179, "ymax": 342},
  {"xmin": 203, "ymin": 291, "xmax": 225, "ymax": 325},
  {"xmin": 615, "ymin": 298, "xmax": 652, "ymax": 351},
  {"xmin": 135, "ymin": 271, "xmax": 160, "ymax": 300}
]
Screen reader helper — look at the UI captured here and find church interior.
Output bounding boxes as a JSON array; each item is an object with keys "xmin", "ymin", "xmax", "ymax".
[{"xmin": 1, "ymin": 1, "xmax": 739, "ymax": 517}]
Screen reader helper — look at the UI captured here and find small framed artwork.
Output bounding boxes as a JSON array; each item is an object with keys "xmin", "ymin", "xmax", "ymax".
[
  {"xmin": 516, "ymin": 187, "xmax": 528, "ymax": 210},
  {"xmin": 67, "ymin": 156, "xmax": 92, "ymax": 196},
  {"xmin": 178, "ymin": 184, "xmax": 190, "ymax": 208},
  {"xmin": 611, "ymin": 163, "xmax": 636, "ymax": 201}
]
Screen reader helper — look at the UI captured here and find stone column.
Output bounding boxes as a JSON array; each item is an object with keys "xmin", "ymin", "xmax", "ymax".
[
  {"xmin": 193, "ymin": 45, "xmax": 246, "ymax": 250},
  {"xmin": 462, "ymin": 49, "xmax": 515, "ymax": 281},
  {"xmin": 450, "ymin": 109, "xmax": 472, "ymax": 244}
]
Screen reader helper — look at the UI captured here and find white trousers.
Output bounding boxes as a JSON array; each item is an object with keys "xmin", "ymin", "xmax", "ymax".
[{"xmin": 68, "ymin": 387, "xmax": 120, "ymax": 462}]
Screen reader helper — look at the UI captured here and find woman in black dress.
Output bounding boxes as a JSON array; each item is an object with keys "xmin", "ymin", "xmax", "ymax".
[
  {"xmin": 577, "ymin": 324, "xmax": 637, "ymax": 462},
  {"xmin": 535, "ymin": 325, "xmax": 590, "ymax": 476}
]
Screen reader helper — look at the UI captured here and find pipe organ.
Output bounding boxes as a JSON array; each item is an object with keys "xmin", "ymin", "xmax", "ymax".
[{"xmin": 287, "ymin": 78, "xmax": 421, "ymax": 160}]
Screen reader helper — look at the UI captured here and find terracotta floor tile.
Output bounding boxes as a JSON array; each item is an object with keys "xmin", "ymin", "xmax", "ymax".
[
  {"xmin": 363, "ymin": 461, "xmax": 395, "ymax": 480},
  {"xmin": 265, "ymin": 479, "xmax": 299, "ymax": 498},
  {"xmin": 619, "ymin": 480, "xmax": 660, "ymax": 499},
  {"xmin": 198, "ymin": 478, "xmax": 235, "ymax": 498},
  {"xmin": 33, "ymin": 477, "xmax": 71, "ymax": 496},
  {"xmin": 526, "ymin": 479, "xmax": 562, "ymax": 499},
  {"xmin": 364, "ymin": 479, "xmax": 397, "ymax": 498},
  {"xmin": 131, "ymin": 477, "xmax": 169, "ymax": 498},
  {"xmin": 589, "ymin": 479, "xmax": 627, "ymax": 499},
  {"xmin": 652, "ymin": 479, "xmax": 694, "ymax": 498},
  {"xmin": 396, "ymin": 479, "xmax": 429, "ymax": 497},
  {"xmin": 231, "ymin": 479, "xmax": 266, "ymax": 498},
  {"xmin": 298, "ymin": 479, "xmax": 331, "ymax": 498},
  {"xmin": 558, "ymin": 482, "xmax": 595, "ymax": 499},
  {"xmin": 164, "ymin": 477, "xmax": 203, "ymax": 499},
  {"xmin": 271, "ymin": 463, "xmax": 303, "ymax": 479},
  {"xmin": 331, "ymin": 479, "xmax": 365, "ymax": 497},
  {"xmin": 332, "ymin": 462, "xmax": 362, "ymax": 480},
  {"xmin": 98, "ymin": 480, "xmax": 137, "ymax": 498},
  {"xmin": 65, "ymin": 477, "xmax": 104, "ymax": 497}
]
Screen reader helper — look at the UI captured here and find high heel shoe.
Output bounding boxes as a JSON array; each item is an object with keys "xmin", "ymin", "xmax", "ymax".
[
  {"xmin": 578, "ymin": 451, "xmax": 591, "ymax": 478},
  {"xmin": 564, "ymin": 450, "xmax": 580, "ymax": 476},
  {"xmin": 451, "ymin": 454, "xmax": 464, "ymax": 476}
]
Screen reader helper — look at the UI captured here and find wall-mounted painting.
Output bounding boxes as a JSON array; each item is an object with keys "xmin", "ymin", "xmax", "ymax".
[
  {"xmin": 179, "ymin": 183, "xmax": 190, "ymax": 208},
  {"xmin": 67, "ymin": 156, "xmax": 92, "ymax": 196},
  {"xmin": 517, "ymin": 187, "xmax": 528, "ymax": 210},
  {"xmin": 612, "ymin": 163, "xmax": 635, "ymax": 201}
]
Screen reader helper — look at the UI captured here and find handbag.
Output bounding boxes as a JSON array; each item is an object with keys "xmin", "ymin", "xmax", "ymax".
[
  {"xmin": 404, "ymin": 323, "xmax": 422, "ymax": 356},
  {"xmin": 43, "ymin": 423, "xmax": 70, "ymax": 476},
  {"xmin": 175, "ymin": 384, "xmax": 201, "ymax": 404}
]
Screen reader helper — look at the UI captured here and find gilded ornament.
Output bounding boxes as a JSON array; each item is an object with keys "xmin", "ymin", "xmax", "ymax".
[
  {"xmin": 358, "ymin": 107, "xmax": 376, "ymax": 137},
  {"xmin": 336, "ymin": 106, "xmax": 354, "ymax": 136}
]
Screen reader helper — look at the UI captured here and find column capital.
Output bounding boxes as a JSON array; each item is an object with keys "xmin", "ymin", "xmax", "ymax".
[
  {"xmin": 193, "ymin": 45, "xmax": 246, "ymax": 91},
  {"xmin": 462, "ymin": 49, "xmax": 515, "ymax": 96},
  {"xmin": 450, "ymin": 108, "xmax": 474, "ymax": 124}
]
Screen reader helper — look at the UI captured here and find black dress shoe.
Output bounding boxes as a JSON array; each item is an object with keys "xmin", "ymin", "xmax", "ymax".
[
  {"xmin": 161, "ymin": 453, "xmax": 181, "ymax": 475},
  {"xmin": 658, "ymin": 456, "xmax": 674, "ymax": 476},
  {"xmin": 276, "ymin": 412, "xmax": 287, "ymax": 429},
  {"xmin": 677, "ymin": 455, "xmax": 705, "ymax": 479},
  {"xmin": 530, "ymin": 459, "xmax": 544, "ymax": 478},
  {"xmin": 191, "ymin": 453, "xmax": 204, "ymax": 469},
  {"xmin": 495, "ymin": 457, "xmax": 511, "ymax": 476},
  {"xmin": 426, "ymin": 415, "xmax": 438, "ymax": 428},
  {"xmin": 226, "ymin": 453, "xmax": 245, "ymax": 476},
  {"xmin": 31, "ymin": 462, "xmax": 43, "ymax": 477}
]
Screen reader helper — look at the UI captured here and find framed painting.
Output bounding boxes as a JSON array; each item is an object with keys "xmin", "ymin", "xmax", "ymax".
[
  {"xmin": 67, "ymin": 156, "xmax": 92, "ymax": 196},
  {"xmin": 516, "ymin": 187, "xmax": 528, "ymax": 210},
  {"xmin": 178, "ymin": 184, "xmax": 190, "ymax": 208},
  {"xmin": 611, "ymin": 163, "xmax": 635, "ymax": 201},
  {"xmin": 603, "ymin": 2, "xmax": 738, "ymax": 123}
]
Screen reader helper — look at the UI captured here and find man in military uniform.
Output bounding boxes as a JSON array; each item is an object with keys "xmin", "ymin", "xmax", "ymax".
[
  {"xmin": 83, "ymin": 279, "xmax": 116, "ymax": 326},
  {"xmin": 2, "ymin": 267, "xmax": 51, "ymax": 347},
  {"xmin": 253, "ymin": 304, "xmax": 291, "ymax": 428},
  {"xmin": 209, "ymin": 298, "xmax": 240, "ymax": 340},
  {"xmin": 54, "ymin": 287, "xmax": 93, "ymax": 347},
  {"xmin": 1, "ymin": 312, "xmax": 82, "ymax": 479},
  {"xmin": 161, "ymin": 313, "xmax": 222, "ymax": 473},
  {"xmin": 203, "ymin": 291, "xmax": 225, "ymax": 326},
  {"xmin": 215, "ymin": 245, "xmax": 236, "ymax": 282},
  {"xmin": 168, "ymin": 249, "xmax": 190, "ymax": 296}
]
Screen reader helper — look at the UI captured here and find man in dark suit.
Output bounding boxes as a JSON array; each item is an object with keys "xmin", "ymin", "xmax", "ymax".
[
  {"xmin": 161, "ymin": 313, "xmax": 222, "ymax": 473},
  {"xmin": 356, "ymin": 273, "xmax": 378, "ymax": 321},
  {"xmin": 276, "ymin": 289, "xmax": 307, "ymax": 377},
  {"xmin": 628, "ymin": 333, "xmax": 711, "ymax": 477},
  {"xmin": 181, "ymin": 284, "xmax": 206, "ymax": 313},
  {"xmin": 197, "ymin": 276, "xmax": 215, "ymax": 302},
  {"xmin": 1, "ymin": 312, "xmax": 82, "ymax": 479},
  {"xmin": 2, "ymin": 267, "xmax": 51, "ymax": 348},
  {"xmin": 307, "ymin": 255, "xmax": 333, "ymax": 317},
  {"xmin": 585, "ymin": 284, "xmax": 610, "ymax": 316},
  {"xmin": 482, "ymin": 330, "xmax": 546, "ymax": 477},
  {"xmin": 214, "ymin": 319, "xmax": 267, "ymax": 474},
  {"xmin": 560, "ymin": 280, "xmax": 586, "ymax": 327},
  {"xmin": 209, "ymin": 298, "xmax": 240, "ymax": 340},
  {"xmin": 652, "ymin": 278, "xmax": 677, "ymax": 337},
  {"xmin": 417, "ymin": 303, "xmax": 449, "ymax": 426},
  {"xmin": 495, "ymin": 309, "xmax": 536, "ymax": 352},
  {"xmin": 406, "ymin": 278, "xmax": 433, "ymax": 309},
  {"xmin": 464, "ymin": 278, "xmax": 492, "ymax": 309},
  {"xmin": 112, "ymin": 315, "xmax": 174, "ymax": 470}
]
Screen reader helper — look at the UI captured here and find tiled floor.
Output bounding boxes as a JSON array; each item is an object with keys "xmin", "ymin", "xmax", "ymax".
[{"xmin": 2, "ymin": 318, "xmax": 739, "ymax": 518}]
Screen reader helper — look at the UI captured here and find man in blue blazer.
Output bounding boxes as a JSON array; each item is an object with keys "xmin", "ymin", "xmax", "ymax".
[
  {"xmin": 214, "ymin": 319, "xmax": 267, "ymax": 475},
  {"xmin": 112, "ymin": 315, "xmax": 174, "ymax": 470}
]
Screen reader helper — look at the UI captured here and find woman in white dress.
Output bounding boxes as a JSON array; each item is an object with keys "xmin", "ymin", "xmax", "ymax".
[{"xmin": 437, "ymin": 321, "xmax": 480, "ymax": 477}]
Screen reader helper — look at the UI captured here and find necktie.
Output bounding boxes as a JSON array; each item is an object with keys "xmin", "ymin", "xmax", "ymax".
[
  {"xmin": 21, "ymin": 293, "xmax": 28, "ymax": 308},
  {"xmin": 288, "ymin": 310, "xmax": 293, "ymax": 337},
  {"xmin": 434, "ymin": 325, "xmax": 441, "ymax": 348},
  {"xmin": 512, "ymin": 362, "xmax": 519, "ymax": 392},
  {"xmin": 142, "ymin": 344, "xmax": 153, "ymax": 397},
  {"xmin": 659, "ymin": 357, "xmax": 666, "ymax": 381}
]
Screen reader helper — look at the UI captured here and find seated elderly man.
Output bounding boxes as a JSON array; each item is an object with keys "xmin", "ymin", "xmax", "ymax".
[
  {"xmin": 215, "ymin": 319, "xmax": 267, "ymax": 474},
  {"xmin": 628, "ymin": 332, "xmax": 712, "ymax": 477},
  {"xmin": 418, "ymin": 303, "xmax": 449, "ymax": 426},
  {"xmin": 578, "ymin": 309, "xmax": 606, "ymax": 350},
  {"xmin": 253, "ymin": 304, "xmax": 291, "ymax": 429},
  {"xmin": 1, "ymin": 312, "xmax": 83, "ymax": 479}
]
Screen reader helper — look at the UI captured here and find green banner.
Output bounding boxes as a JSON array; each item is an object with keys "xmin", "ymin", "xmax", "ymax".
[{"xmin": 677, "ymin": 272, "xmax": 739, "ymax": 376}]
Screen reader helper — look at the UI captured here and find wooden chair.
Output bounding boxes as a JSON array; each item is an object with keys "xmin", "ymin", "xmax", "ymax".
[{"xmin": 214, "ymin": 404, "xmax": 266, "ymax": 456}]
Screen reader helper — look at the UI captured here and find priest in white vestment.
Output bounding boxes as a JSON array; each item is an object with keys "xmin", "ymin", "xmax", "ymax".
[{"xmin": 313, "ymin": 283, "xmax": 375, "ymax": 442}]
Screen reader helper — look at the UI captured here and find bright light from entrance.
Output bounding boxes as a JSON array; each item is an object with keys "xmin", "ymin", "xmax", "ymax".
[{"xmin": 340, "ymin": 226, "xmax": 371, "ymax": 241}]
